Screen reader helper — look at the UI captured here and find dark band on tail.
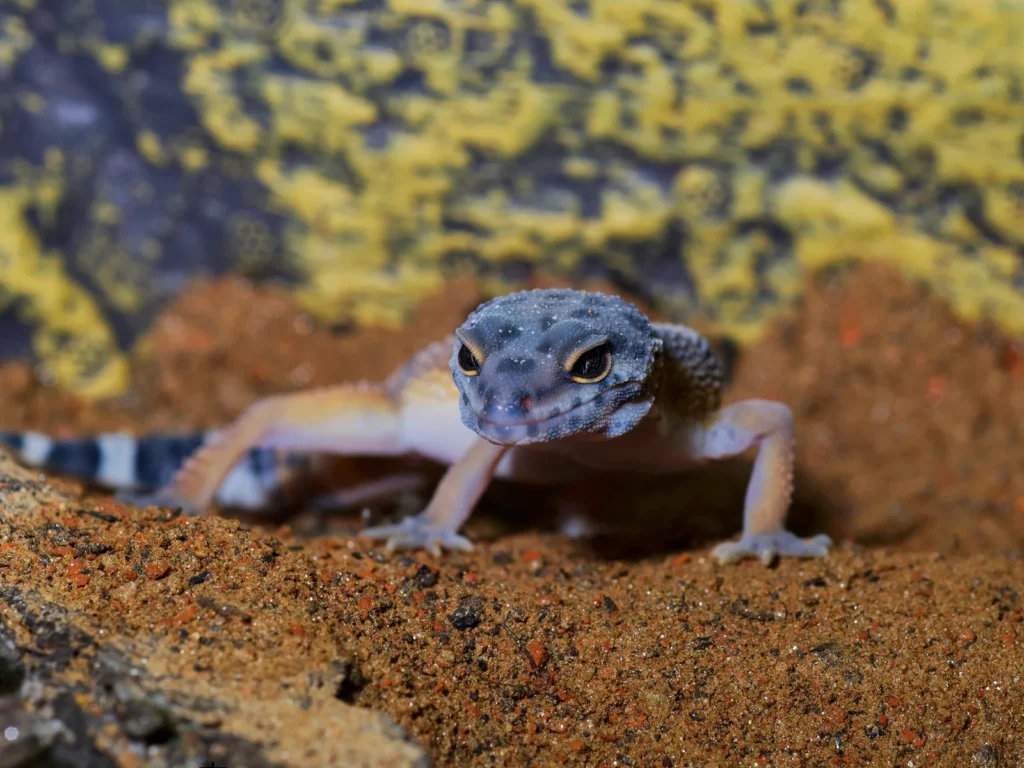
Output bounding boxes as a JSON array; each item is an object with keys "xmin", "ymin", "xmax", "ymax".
[
  {"xmin": 1, "ymin": 432, "xmax": 100, "ymax": 478},
  {"xmin": 0, "ymin": 430, "xmax": 312, "ymax": 510},
  {"xmin": 133, "ymin": 434, "xmax": 206, "ymax": 489}
]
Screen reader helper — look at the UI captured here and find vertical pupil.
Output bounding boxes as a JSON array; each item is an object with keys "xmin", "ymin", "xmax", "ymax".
[
  {"xmin": 459, "ymin": 344, "xmax": 478, "ymax": 369},
  {"xmin": 574, "ymin": 346, "xmax": 607, "ymax": 377}
]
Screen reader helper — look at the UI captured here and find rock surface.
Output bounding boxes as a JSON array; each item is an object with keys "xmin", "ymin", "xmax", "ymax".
[{"xmin": 0, "ymin": 454, "xmax": 431, "ymax": 768}]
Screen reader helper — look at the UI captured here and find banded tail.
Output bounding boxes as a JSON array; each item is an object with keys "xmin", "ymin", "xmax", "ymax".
[{"xmin": 0, "ymin": 430, "xmax": 308, "ymax": 510}]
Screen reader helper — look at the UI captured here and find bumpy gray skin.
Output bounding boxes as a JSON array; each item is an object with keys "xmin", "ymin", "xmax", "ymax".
[
  {"xmin": 398, "ymin": 286, "xmax": 829, "ymax": 565},
  {"xmin": 451, "ymin": 288, "xmax": 664, "ymax": 446}
]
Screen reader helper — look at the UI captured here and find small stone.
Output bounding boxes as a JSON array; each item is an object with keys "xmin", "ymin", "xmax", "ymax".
[
  {"xmin": 412, "ymin": 564, "xmax": 438, "ymax": 588},
  {"xmin": 145, "ymin": 562, "xmax": 170, "ymax": 580},
  {"xmin": 526, "ymin": 639, "xmax": 549, "ymax": 668},
  {"xmin": 449, "ymin": 596, "xmax": 484, "ymax": 630}
]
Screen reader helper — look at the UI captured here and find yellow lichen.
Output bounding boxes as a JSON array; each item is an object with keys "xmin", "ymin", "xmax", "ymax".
[
  {"xmin": 0, "ymin": 15, "xmax": 32, "ymax": 72},
  {"xmin": 0, "ymin": 188, "xmax": 129, "ymax": 398},
  {"xmin": 92, "ymin": 42, "xmax": 128, "ymax": 73},
  {"xmin": 3, "ymin": 0, "xmax": 1024, "ymax": 399},
  {"xmin": 182, "ymin": 43, "xmax": 267, "ymax": 153},
  {"xmin": 262, "ymin": 77, "xmax": 377, "ymax": 153},
  {"xmin": 179, "ymin": 144, "xmax": 209, "ymax": 172},
  {"xmin": 136, "ymin": 131, "xmax": 168, "ymax": 166}
]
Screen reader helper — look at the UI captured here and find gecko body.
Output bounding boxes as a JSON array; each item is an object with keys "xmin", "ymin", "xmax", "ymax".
[{"xmin": 1, "ymin": 288, "xmax": 832, "ymax": 564}]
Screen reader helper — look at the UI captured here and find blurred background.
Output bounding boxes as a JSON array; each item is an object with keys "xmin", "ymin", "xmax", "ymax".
[{"xmin": 0, "ymin": 0, "xmax": 1022, "ymax": 553}]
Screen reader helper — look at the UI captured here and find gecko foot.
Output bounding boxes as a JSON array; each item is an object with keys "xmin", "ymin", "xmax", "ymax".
[
  {"xmin": 711, "ymin": 530, "xmax": 832, "ymax": 566},
  {"xmin": 115, "ymin": 488, "xmax": 203, "ymax": 517},
  {"xmin": 360, "ymin": 514, "xmax": 474, "ymax": 557}
]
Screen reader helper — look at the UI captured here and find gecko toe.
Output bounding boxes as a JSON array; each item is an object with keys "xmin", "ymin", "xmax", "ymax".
[
  {"xmin": 115, "ymin": 488, "xmax": 203, "ymax": 517},
  {"xmin": 361, "ymin": 515, "xmax": 475, "ymax": 554},
  {"xmin": 710, "ymin": 530, "xmax": 833, "ymax": 565}
]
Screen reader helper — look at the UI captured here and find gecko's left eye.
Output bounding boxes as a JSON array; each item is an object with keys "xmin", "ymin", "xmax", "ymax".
[
  {"xmin": 457, "ymin": 343, "xmax": 481, "ymax": 376},
  {"xmin": 568, "ymin": 342, "xmax": 612, "ymax": 383}
]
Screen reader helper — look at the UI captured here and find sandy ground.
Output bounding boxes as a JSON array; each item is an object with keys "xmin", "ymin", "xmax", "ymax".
[{"xmin": 1, "ymin": 264, "xmax": 1023, "ymax": 767}]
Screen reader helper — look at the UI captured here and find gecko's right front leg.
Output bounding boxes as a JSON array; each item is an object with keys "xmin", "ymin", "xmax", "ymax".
[
  {"xmin": 140, "ymin": 384, "xmax": 404, "ymax": 513},
  {"xmin": 360, "ymin": 437, "xmax": 508, "ymax": 555}
]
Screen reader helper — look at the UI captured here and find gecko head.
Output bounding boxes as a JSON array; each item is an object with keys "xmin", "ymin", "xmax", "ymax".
[{"xmin": 450, "ymin": 288, "xmax": 663, "ymax": 446}]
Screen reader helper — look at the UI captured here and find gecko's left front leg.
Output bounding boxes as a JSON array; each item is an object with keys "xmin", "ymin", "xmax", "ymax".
[
  {"xmin": 128, "ymin": 384, "xmax": 405, "ymax": 514},
  {"xmin": 695, "ymin": 399, "xmax": 832, "ymax": 565}
]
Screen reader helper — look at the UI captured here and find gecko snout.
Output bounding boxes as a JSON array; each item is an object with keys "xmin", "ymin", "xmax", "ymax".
[{"xmin": 479, "ymin": 390, "xmax": 535, "ymax": 425}]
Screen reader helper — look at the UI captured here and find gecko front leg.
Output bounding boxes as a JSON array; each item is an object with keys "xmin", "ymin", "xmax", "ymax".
[
  {"xmin": 135, "ymin": 384, "xmax": 404, "ymax": 514},
  {"xmin": 360, "ymin": 437, "xmax": 508, "ymax": 555},
  {"xmin": 696, "ymin": 399, "xmax": 832, "ymax": 565}
]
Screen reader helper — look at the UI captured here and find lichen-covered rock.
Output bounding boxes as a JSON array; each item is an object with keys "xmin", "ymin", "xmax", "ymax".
[{"xmin": 0, "ymin": 0, "xmax": 1022, "ymax": 398}]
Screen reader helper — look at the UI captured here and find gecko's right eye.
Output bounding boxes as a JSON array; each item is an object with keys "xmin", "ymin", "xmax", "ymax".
[
  {"xmin": 457, "ymin": 343, "xmax": 481, "ymax": 376},
  {"xmin": 567, "ymin": 340, "xmax": 612, "ymax": 384}
]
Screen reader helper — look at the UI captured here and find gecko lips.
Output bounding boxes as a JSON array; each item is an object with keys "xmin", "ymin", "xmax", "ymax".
[
  {"xmin": 467, "ymin": 384, "xmax": 641, "ymax": 446},
  {"xmin": 474, "ymin": 405, "xmax": 583, "ymax": 444}
]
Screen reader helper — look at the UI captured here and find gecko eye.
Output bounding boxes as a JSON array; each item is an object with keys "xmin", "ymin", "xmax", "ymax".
[
  {"xmin": 568, "ymin": 342, "xmax": 612, "ymax": 383},
  {"xmin": 457, "ymin": 343, "xmax": 481, "ymax": 376}
]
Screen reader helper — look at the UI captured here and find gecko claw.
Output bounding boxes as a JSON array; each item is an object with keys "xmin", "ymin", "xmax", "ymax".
[
  {"xmin": 711, "ymin": 531, "xmax": 832, "ymax": 565},
  {"xmin": 360, "ymin": 515, "xmax": 475, "ymax": 555},
  {"xmin": 115, "ymin": 488, "xmax": 203, "ymax": 517}
]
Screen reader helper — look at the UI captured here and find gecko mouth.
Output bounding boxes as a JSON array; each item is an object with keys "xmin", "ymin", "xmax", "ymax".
[
  {"xmin": 474, "ymin": 411, "xmax": 582, "ymax": 445},
  {"xmin": 476, "ymin": 394, "xmax": 597, "ymax": 429},
  {"xmin": 471, "ymin": 384, "xmax": 640, "ymax": 444},
  {"xmin": 477, "ymin": 410, "xmax": 568, "ymax": 429}
]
